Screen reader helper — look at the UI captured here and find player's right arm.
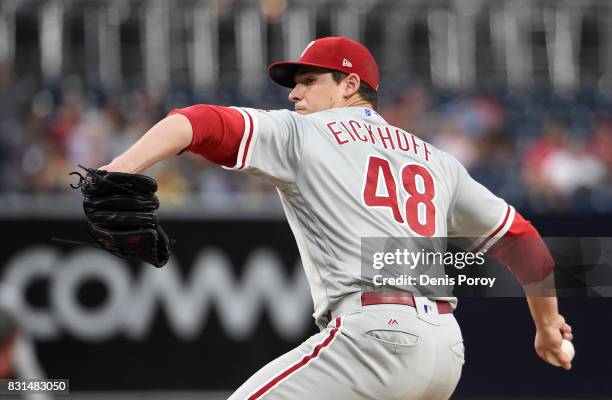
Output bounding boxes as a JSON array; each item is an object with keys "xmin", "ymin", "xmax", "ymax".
[
  {"xmin": 525, "ymin": 289, "xmax": 573, "ymax": 370},
  {"xmin": 445, "ymin": 153, "xmax": 573, "ymax": 369},
  {"xmin": 482, "ymin": 204, "xmax": 574, "ymax": 369}
]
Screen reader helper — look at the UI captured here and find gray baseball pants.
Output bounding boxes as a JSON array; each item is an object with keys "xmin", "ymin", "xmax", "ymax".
[{"xmin": 228, "ymin": 297, "xmax": 464, "ymax": 400}]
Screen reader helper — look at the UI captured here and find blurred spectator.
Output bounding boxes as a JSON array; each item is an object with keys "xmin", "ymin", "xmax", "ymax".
[
  {"xmin": 541, "ymin": 139, "xmax": 606, "ymax": 197},
  {"xmin": 523, "ymin": 119, "xmax": 607, "ymax": 210},
  {"xmin": 383, "ymin": 86, "xmax": 437, "ymax": 141},
  {"xmin": 522, "ymin": 119, "xmax": 568, "ymax": 208},
  {"xmin": 155, "ymin": 159, "xmax": 190, "ymax": 206},
  {"xmin": 432, "ymin": 120, "xmax": 479, "ymax": 168},
  {"xmin": 588, "ymin": 117, "xmax": 612, "ymax": 170}
]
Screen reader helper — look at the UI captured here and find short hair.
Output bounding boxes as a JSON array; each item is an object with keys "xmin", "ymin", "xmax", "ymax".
[
  {"xmin": 294, "ymin": 66, "xmax": 378, "ymax": 110},
  {"xmin": 331, "ymin": 70, "xmax": 378, "ymax": 110}
]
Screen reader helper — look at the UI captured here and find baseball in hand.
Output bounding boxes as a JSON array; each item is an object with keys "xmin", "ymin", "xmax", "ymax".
[{"xmin": 545, "ymin": 339, "xmax": 575, "ymax": 367}]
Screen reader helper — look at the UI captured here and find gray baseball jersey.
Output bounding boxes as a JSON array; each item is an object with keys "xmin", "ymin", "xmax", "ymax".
[{"xmin": 226, "ymin": 106, "xmax": 514, "ymax": 327}]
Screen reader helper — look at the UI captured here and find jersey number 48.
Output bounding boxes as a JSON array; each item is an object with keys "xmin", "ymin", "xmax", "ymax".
[{"xmin": 362, "ymin": 156, "xmax": 436, "ymax": 237}]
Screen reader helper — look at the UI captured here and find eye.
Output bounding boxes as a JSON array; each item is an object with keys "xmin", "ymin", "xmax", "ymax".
[{"xmin": 295, "ymin": 75, "xmax": 316, "ymax": 86}]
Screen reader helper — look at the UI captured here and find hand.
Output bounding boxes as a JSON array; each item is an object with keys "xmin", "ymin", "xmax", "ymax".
[
  {"xmin": 534, "ymin": 314, "xmax": 573, "ymax": 370},
  {"xmin": 98, "ymin": 162, "xmax": 127, "ymax": 173}
]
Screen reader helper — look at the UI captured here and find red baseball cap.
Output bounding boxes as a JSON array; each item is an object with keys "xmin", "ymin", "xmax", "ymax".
[{"xmin": 268, "ymin": 37, "xmax": 380, "ymax": 91}]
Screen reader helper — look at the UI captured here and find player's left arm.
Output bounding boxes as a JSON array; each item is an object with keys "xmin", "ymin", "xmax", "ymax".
[
  {"xmin": 101, "ymin": 105, "xmax": 303, "ymax": 185},
  {"xmin": 101, "ymin": 113, "xmax": 194, "ymax": 173}
]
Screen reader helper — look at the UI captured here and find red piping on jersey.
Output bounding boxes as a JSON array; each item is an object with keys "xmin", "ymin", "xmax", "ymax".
[
  {"xmin": 474, "ymin": 205, "xmax": 511, "ymax": 253},
  {"xmin": 239, "ymin": 110, "xmax": 255, "ymax": 169},
  {"xmin": 168, "ymin": 105, "xmax": 245, "ymax": 167},
  {"xmin": 487, "ymin": 211, "xmax": 555, "ymax": 284},
  {"xmin": 247, "ymin": 317, "xmax": 343, "ymax": 400}
]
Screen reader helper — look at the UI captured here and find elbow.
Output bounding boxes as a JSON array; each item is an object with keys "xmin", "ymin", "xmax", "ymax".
[
  {"xmin": 516, "ymin": 251, "xmax": 555, "ymax": 285},
  {"xmin": 492, "ymin": 210, "xmax": 555, "ymax": 284},
  {"xmin": 166, "ymin": 113, "xmax": 195, "ymax": 153}
]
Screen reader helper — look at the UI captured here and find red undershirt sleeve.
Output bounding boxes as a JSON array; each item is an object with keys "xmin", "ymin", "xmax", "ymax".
[
  {"xmin": 168, "ymin": 105, "xmax": 245, "ymax": 167},
  {"xmin": 486, "ymin": 211, "xmax": 555, "ymax": 285}
]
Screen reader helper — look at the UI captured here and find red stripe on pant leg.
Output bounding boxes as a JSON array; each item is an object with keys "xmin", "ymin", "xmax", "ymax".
[{"xmin": 248, "ymin": 317, "xmax": 342, "ymax": 400}]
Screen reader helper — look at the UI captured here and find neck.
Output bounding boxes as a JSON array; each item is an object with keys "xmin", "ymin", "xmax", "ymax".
[{"xmin": 336, "ymin": 95, "xmax": 373, "ymax": 110}]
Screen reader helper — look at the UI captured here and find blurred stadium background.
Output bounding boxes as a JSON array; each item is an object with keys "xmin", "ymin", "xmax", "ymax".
[{"xmin": 0, "ymin": 0, "xmax": 610, "ymax": 398}]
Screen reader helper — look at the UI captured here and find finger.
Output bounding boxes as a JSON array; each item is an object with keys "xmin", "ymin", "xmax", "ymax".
[
  {"xmin": 562, "ymin": 332, "xmax": 573, "ymax": 340},
  {"xmin": 561, "ymin": 323, "xmax": 572, "ymax": 333},
  {"xmin": 557, "ymin": 315, "xmax": 566, "ymax": 325},
  {"xmin": 552, "ymin": 348, "xmax": 570, "ymax": 366}
]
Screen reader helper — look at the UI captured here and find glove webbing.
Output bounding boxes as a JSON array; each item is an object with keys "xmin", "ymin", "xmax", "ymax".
[{"xmin": 69, "ymin": 164, "xmax": 142, "ymax": 197}]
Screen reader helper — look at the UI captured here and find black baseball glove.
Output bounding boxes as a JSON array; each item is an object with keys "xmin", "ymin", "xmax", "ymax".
[{"xmin": 70, "ymin": 166, "xmax": 171, "ymax": 268}]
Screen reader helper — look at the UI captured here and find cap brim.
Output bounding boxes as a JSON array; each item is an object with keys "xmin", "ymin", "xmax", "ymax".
[{"xmin": 268, "ymin": 61, "xmax": 341, "ymax": 88}]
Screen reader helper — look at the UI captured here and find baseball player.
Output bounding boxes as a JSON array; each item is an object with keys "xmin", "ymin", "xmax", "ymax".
[{"xmin": 99, "ymin": 37, "xmax": 573, "ymax": 399}]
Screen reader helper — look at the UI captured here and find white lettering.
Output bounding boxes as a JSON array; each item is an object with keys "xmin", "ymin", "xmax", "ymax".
[
  {"xmin": 1, "ymin": 247, "xmax": 312, "ymax": 341},
  {"xmin": 457, "ymin": 275, "xmax": 496, "ymax": 287},
  {"xmin": 372, "ymin": 252, "xmax": 384, "ymax": 269}
]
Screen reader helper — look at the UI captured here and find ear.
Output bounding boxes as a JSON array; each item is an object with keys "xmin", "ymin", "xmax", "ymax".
[{"xmin": 343, "ymin": 73, "xmax": 361, "ymax": 98}]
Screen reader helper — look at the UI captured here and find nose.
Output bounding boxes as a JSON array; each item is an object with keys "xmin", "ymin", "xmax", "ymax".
[{"xmin": 288, "ymin": 85, "xmax": 302, "ymax": 103}]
